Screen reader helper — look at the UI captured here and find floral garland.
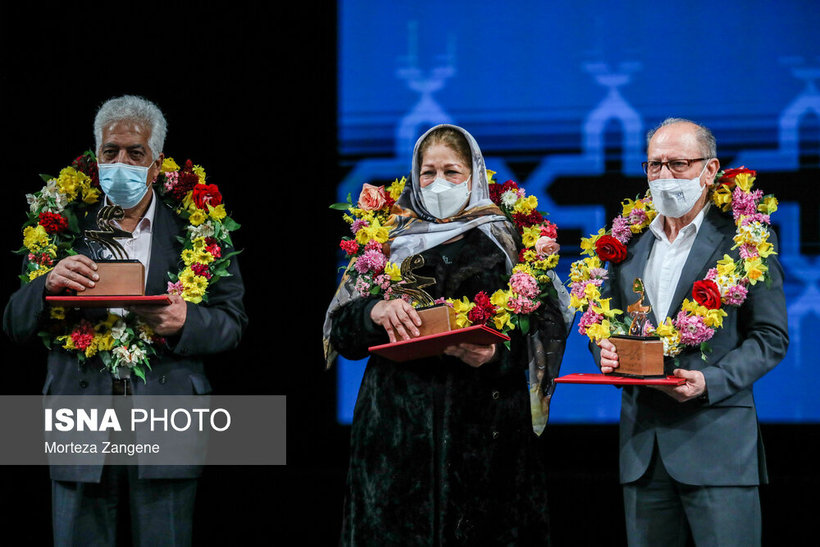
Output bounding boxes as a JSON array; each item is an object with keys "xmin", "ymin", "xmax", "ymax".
[
  {"xmin": 332, "ymin": 171, "xmax": 560, "ymax": 336},
  {"xmin": 18, "ymin": 151, "xmax": 240, "ymax": 380},
  {"xmin": 568, "ymin": 167, "xmax": 777, "ymax": 359}
]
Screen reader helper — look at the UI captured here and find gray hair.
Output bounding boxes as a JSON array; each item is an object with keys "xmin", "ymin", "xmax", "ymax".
[
  {"xmin": 646, "ymin": 117, "xmax": 717, "ymax": 158},
  {"xmin": 94, "ymin": 95, "xmax": 167, "ymax": 160}
]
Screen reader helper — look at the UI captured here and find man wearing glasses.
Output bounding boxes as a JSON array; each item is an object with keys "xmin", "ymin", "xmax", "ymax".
[{"xmin": 595, "ymin": 118, "xmax": 788, "ymax": 545}]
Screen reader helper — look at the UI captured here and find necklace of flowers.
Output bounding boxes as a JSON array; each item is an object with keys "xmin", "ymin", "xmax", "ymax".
[
  {"xmin": 568, "ymin": 166, "xmax": 777, "ymax": 359},
  {"xmin": 18, "ymin": 151, "xmax": 241, "ymax": 381},
  {"xmin": 332, "ymin": 171, "xmax": 561, "ymax": 337}
]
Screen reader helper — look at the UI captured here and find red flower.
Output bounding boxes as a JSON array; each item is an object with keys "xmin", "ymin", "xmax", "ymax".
[
  {"xmin": 38, "ymin": 212, "xmax": 69, "ymax": 234},
  {"xmin": 340, "ymin": 239, "xmax": 359, "ymax": 255},
  {"xmin": 192, "ymin": 183, "xmax": 223, "ymax": 210},
  {"xmin": 489, "ymin": 179, "xmax": 519, "ymax": 205},
  {"xmin": 692, "ymin": 280, "xmax": 722, "ymax": 309},
  {"xmin": 467, "ymin": 291, "xmax": 498, "ymax": 325},
  {"xmin": 719, "ymin": 166, "xmax": 756, "ymax": 183},
  {"xmin": 191, "ymin": 263, "xmax": 213, "ymax": 280},
  {"xmin": 205, "ymin": 243, "xmax": 222, "ymax": 258},
  {"xmin": 169, "ymin": 161, "xmax": 200, "ymax": 201},
  {"xmin": 70, "ymin": 321, "xmax": 95, "ymax": 351},
  {"xmin": 512, "ymin": 210, "xmax": 544, "ymax": 229},
  {"xmin": 595, "ymin": 235, "xmax": 628, "ymax": 264},
  {"xmin": 540, "ymin": 221, "xmax": 558, "ymax": 240},
  {"xmin": 72, "ymin": 152, "xmax": 100, "ymax": 187}
]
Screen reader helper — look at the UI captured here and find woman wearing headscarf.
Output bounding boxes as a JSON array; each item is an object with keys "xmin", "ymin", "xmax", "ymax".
[{"xmin": 325, "ymin": 124, "xmax": 569, "ymax": 545}]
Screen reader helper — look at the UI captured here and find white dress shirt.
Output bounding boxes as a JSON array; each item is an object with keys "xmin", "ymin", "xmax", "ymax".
[{"xmin": 642, "ymin": 204, "xmax": 710, "ymax": 324}]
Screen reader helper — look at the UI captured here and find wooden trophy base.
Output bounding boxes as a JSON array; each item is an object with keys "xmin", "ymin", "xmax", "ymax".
[
  {"xmin": 610, "ymin": 335, "xmax": 665, "ymax": 378},
  {"xmin": 416, "ymin": 305, "xmax": 458, "ymax": 337},
  {"xmin": 83, "ymin": 260, "xmax": 145, "ymax": 296}
]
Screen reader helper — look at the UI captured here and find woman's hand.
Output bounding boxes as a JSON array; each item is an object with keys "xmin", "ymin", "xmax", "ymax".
[
  {"xmin": 444, "ymin": 342, "xmax": 497, "ymax": 368},
  {"xmin": 370, "ymin": 299, "xmax": 422, "ymax": 343},
  {"xmin": 597, "ymin": 338, "xmax": 619, "ymax": 373}
]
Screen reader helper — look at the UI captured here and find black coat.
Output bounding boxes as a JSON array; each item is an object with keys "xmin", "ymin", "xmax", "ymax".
[{"xmin": 330, "ymin": 228, "xmax": 565, "ymax": 546}]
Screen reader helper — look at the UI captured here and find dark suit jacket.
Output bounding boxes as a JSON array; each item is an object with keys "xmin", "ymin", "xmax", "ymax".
[
  {"xmin": 3, "ymin": 197, "xmax": 248, "ymax": 482},
  {"xmin": 598, "ymin": 206, "xmax": 788, "ymax": 486}
]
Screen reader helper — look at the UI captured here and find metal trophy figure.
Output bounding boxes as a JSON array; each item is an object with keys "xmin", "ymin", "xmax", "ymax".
[
  {"xmin": 81, "ymin": 205, "xmax": 145, "ymax": 296},
  {"xmin": 610, "ymin": 277, "xmax": 665, "ymax": 377},
  {"xmin": 391, "ymin": 254, "xmax": 456, "ymax": 337}
]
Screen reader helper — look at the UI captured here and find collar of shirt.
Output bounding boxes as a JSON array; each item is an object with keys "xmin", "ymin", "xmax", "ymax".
[
  {"xmin": 106, "ymin": 189, "xmax": 157, "ymax": 237},
  {"xmin": 648, "ymin": 202, "xmax": 710, "ymax": 244}
]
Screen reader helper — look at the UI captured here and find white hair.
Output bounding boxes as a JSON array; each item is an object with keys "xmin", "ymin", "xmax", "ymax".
[
  {"xmin": 646, "ymin": 117, "xmax": 717, "ymax": 158},
  {"xmin": 93, "ymin": 95, "xmax": 167, "ymax": 160}
]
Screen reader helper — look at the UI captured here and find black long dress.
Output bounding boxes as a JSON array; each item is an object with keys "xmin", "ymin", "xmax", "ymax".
[{"xmin": 330, "ymin": 228, "xmax": 565, "ymax": 546}]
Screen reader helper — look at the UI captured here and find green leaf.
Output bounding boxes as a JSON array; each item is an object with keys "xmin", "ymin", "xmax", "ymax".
[
  {"xmin": 133, "ymin": 366, "xmax": 146, "ymax": 383},
  {"xmin": 519, "ymin": 315, "xmax": 530, "ymax": 335}
]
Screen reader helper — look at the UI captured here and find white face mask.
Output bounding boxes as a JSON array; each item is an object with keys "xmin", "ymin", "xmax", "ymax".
[
  {"xmin": 421, "ymin": 176, "xmax": 471, "ymax": 219},
  {"xmin": 648, "ymin": 163, "xmax": 708, "ymax": 219}
]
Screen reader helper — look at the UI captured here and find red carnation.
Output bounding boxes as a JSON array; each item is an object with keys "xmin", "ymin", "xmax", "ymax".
[
  {"xmin": 169, "ymin": 161, "xmax": 201, "ymax": 201},
  {"xmin": 191, "ymin": 263, "xmax": 213, "ymax": 280},
  {"xmin": 192, "ymin": 183, "xmax": 223, "ymax": 210},
  {"xmin": 595, "ymin": 235, "xmax": 628, "ymax": 264},
  {"xmin": 467, "ymin": 291, "xmax": 498, "ymax": 325},
  {"xmin": 70, "ymin": 321, "xmax": 95, "ymax": 351},
  {"xmin": 38, "ymin": 212, "xmax": 69, "ymax": 234},
  {"xmin": 540, "ymin": 221, "xmax": 558, "ymax": 239},
  {"xmin": 205, "ymin": 243, "xmax": 222, "ymax": 259},
  {"xmin": 692, "ymin": 280, "xmax": 722, "ymax": 309},
  {"xmin": 340, "ymin": 239, "xmax": 359, "ymax": 255},
  {"xmin": 512, "ymin": 210, "xmax": 544, "ymax": 229}
]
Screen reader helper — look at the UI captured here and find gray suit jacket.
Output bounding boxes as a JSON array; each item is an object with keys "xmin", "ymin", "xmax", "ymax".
[
  {"xmin": 598, "ymin": 206, "xmax": 788, "ymax": 486},
  {"xmin": 3, "ymin": 198, "xmax": 248, "ymax": 482}
]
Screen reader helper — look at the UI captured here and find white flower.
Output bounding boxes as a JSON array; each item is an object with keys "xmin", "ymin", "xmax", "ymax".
[
  {"xmin": 111, "ymin": 320, "xmax": 129, "ymax": 342},
  {"xmin": 187, "ymin": 221, "xmax": 215, "ymax": 240},
  {"xmin": 501, "ymin": 190, "xmax": 519, "ymax": 208}
]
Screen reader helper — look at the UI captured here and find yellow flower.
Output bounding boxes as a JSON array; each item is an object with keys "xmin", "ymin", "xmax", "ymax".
[
  {"xmin": 450, "ymin": 297, "xmax": 475, "ymax": 328},
  {"xmin": 29, "ymin": 267, "xmax": 52, "ymax": 281},
  {"xmin": 387, "ymin": 177, "xmax": 406, "ymax": 201},
  {"xmin": 95, "ymin": 332, "xmax": 116, "ymax": 352},
  {"xmin": 756, "ymin": 240, "xmax": 776, "ymax": 258},
  {"xmin": 580, "ymin": 229, "xmax": 605, "ymax": 257},
  {"xmin": 161, "ymin": 157, "xmax": 181, "ymax": 172},
  {"xmin": 521, "ymin": 225, "xmax": 542, "ymax": 248},
  {"xmin": 23, "ymin": 225, "xmax": 50, "ymax": 252},
  {"xmin": 208, "ymin": 204, "xmax": 227, "ymax": 220},
  {"xmin": 193, "ymin": 164, "xmax": 207, "ymax": 183},
  {"xmin": 492, "ymin": 310, "xmax": 513, "ymax": 331},
  {"xmin": 490, "ymin": 289, "xmax": 512, "ymax": 311},
  {"xmin": 716, "ymin": 255, "xmax": 737, "ymax": 278},
  {"xmin": 384, "ymin": 262, "xmax": 402, "ymax": 282},
  {"xmin": 734, "ymin": 172, "xmax": 755, "ymax": 192},
  {"xmin": 355, "ymin": 218, "xmax": 390, "ymax": 245},
  {"xmin": 569, "ymin": 293, "xmax": 588, "ymax": 310},
  {"xmin": 189, "ymin": 209, "xmax": 208, "ymax": 226},
  {"xmin": 81, "ymin": 186, "xmax": 101, "ymax": 204},
  {"xmin": 55, "ymin": 167, "xmax": 91, "ymax": 201},
  {"xmin": 584, "ymin": 283, "xmax": 602, "ymax": 302},
  {"xmin": 50, "ymin": 306, "xmax": 66, "ymax": 320},
  {"xmin": 513, "ymin": 195, "xmax": 538, "ymax": 216},
  {"xmin": 486, "ymin": 170, "xmax": 496, "ymax": 185},
  {"xmin": 586, "ymin": 320, "xmax": 612, "ymax": 342},
  {"xmin": 194, "ymin": 249, "xmax": 215, "ymax": 265},
  {"xmin": 181, "ymin": 249, "xmax": 197, "ymax": 266},
  {"xmin": 758, "ymin": 195, "xmax": 778, "ymax": 215},
  {"xmin": 591, "ymin": 297, "xmax": 622, "ymax": 319},
  {"xmin": 744, "ymin": 257, "xmax": 767, "ymax": 284},
  {"xmin": 711, "ymin": 185, "xmax": 733, "ymax": 211}
]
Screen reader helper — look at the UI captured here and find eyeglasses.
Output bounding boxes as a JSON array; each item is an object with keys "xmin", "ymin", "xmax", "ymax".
[{"xmin": 641, "ymin": 158, "xmax": 710, "ymax": 175}]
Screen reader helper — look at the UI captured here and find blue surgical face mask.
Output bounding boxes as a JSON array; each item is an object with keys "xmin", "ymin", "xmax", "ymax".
[{"xmin": 98, "ymin": 162, "xmax": 151, "ymax": 209}]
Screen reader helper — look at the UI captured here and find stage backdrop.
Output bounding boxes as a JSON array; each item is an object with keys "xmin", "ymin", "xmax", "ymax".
[{"xmin": 334, "ymin": 0, "xmax": 820, "ymax": 423}]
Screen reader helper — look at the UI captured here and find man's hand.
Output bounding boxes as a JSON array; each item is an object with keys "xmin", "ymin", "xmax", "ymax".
[
  {"xmin": 129, "ymin": 294, "xmax": 187, "ymax": 336},
  {"xmin": 443, "ymin": 343, "xmax": 497, "ymax": 368},
  {"xmin": 652, "ymin": 368, "xmax": 707, "ymax": 403},
  {"xmin": 370, "ymin": 299, "xmax": 422, "ymax": 343},
  {"xmin": 45, "ymin": 255, "xmax": 99, "ymax": 294},
  {"xmin": 598, "ymin": 338, "xmax": 619, "ymax": 373}
]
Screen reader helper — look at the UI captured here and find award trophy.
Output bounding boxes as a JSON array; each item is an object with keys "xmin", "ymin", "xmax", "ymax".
[
  {"xmin": 391, "ymin": 254, "xmax": 457, "ymax": 337},
  {"xmin": 609, "ymin": 278, "xmax": 664, "ymax": 377},
  {"xmin": 368, "ymin": 254, "xmax": 509, "ymax": 361},
  {"xmin": 81, "ymin": 205, "xmax": 145, "ymax": 296}
]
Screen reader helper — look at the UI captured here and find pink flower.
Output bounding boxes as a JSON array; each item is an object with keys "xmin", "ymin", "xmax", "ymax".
[
  {"xmin": 509, "ymin": 295, "xmax": 541, "ymax": 314},
  {"xmin": 535, "ymin": 236, "xmax": 560, "ymax": 256},
  {"xmin": 674, "ymin": 311, "xmax": 714, "ymax": 345},
  {"xmin": 167, "ymin": 281, "xmax": 184, "ymax": 295},
  {"xmin": 577, "ymin": 308, "xmax": 603, "ymax": 336},
  {"xmin": 351, "ymin": 219, "xmax": 369, "ymax": 234},
  {"xmin": 732, "ymin": 187, "xmax": 763, "ymax": 220},
  {"xmin": 611, "ymin": 215, "xmax": 632, "ymax": 244},
  {"xmin": 354, "ymin": 249, "xmax": 387, "ymax": 275},
  {"xmin": 705, "ymin": 268, "xmax": 718, "ymax": 281},
  {"xmin": 509, "ymin": 271, "xmax": 540, "ymax": 298},
  {"xmin": 724, "ymin": 284, "xmax": 748, "ymax": 306},
  {"xmin": 357, "ymin": 183, "xmax": 388, "ymax": 211}
]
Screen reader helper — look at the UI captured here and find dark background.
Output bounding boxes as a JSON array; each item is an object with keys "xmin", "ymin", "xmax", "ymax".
[{"xmin": 1, "ymin": 5, "xmax": 816, "ymax": 546}]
